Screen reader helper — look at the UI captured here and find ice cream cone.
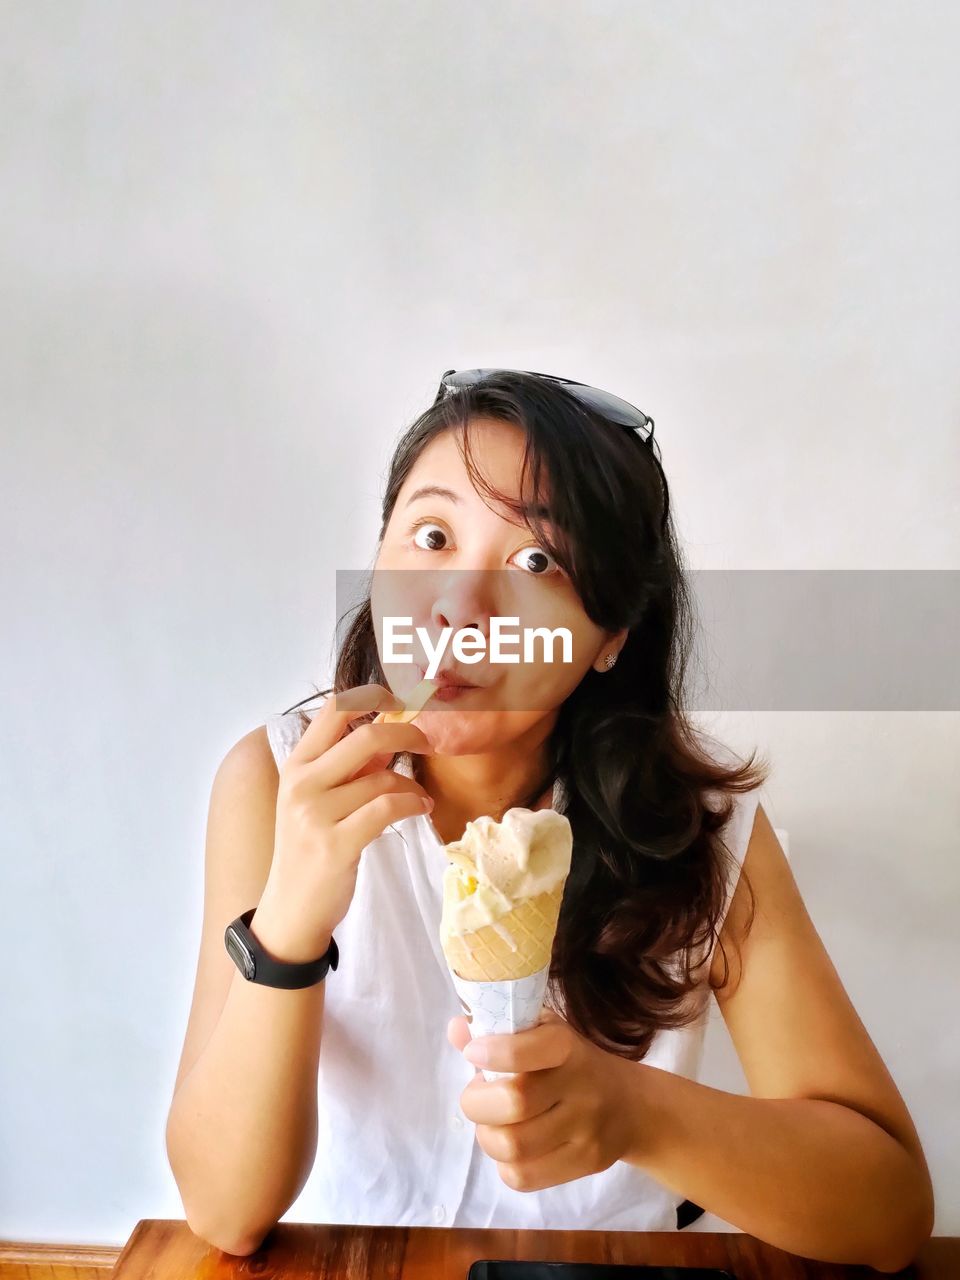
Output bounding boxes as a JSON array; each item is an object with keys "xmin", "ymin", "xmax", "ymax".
[
  {"xmin": 441, "ymin": 881, "xmax": 565, "ymax": 982},
  {"xmin": 438, "ymin": 805, "xmax": 573, "ymax": 1081}
]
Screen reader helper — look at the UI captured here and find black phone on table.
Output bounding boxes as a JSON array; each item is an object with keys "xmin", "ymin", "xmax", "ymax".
[{"xmin": 467, "ymin": 1264, "xmax": 735, "ymax": 1279}]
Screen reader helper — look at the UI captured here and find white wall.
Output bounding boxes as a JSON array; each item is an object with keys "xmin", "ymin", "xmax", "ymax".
[{"xmin": 2, "ymin": 1, "xmax": 957, "ymax": 1247}]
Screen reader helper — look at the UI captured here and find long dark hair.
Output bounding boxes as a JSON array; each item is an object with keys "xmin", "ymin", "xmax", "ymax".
[{"xmin": 282, "ymin": 370, "xmax": 769, "ymax": 1061}]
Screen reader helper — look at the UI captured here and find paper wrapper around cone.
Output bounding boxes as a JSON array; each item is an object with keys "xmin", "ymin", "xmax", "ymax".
[
  {"xmin": 449, "ymin": 964, "xmax": 552, "ymax": 1082},
  {"xmin": 443, "ymin": 882, "xmax": 565, "ymax": 1082}
]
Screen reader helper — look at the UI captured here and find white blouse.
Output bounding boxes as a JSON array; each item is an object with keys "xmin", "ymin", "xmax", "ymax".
[{"xmin": 264, "ymin": 696, "xmax": 761, "ymax": 1231}]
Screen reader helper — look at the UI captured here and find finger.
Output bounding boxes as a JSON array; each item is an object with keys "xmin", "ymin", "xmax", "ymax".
[
  {"xmin": 475, "ymin": 1097, "xmax": 569, "ymax": 1167},
  {"xmin": 309, "ymin": 719, "xmax": 435, "ymax": 789},
  {"xmin": 459, "ymin": 1068, "xmax": 559, "ymax": 1127},
  {"xmin": 448, "ymin": 1015, "xmax": 478, "ymax": 1059},
  {"xmin": 349, "ymin": 747, "xmax": 402, "ymax": 782},
  {"xmin": 462, "ymin": 1018, "xmax": 572, "ymax": 1075},
  {"xmin": 337, "ymin": 782, "xmax": 436, "ymax": 850},
  {"xmin": 325, "ymin": 768, "xmax": 433, "ymax": 823},
  {"xmin": 495, "ymin": 1138, "xmax": 586, "ymax": 1194},
  {"xmin": 348, "ymin": 718, "xmax": 437, "ymax": 782},
  {"xmin": 287, "ymin": 684, "xmax": 404, "ymax": 766}
]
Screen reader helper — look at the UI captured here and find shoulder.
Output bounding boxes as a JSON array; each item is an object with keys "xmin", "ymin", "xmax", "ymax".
[
  {"xmin": 264, "ymin": 711, "xmax": 305, "ymax": 771},
  {"xmin": 215, "ymin": 723, "xmax": 283, "ymax": 793},
  {"xmin": 691, "ymin": 726, "xmax": 764, "ymax": 854},
  {"xmin": 708, "ymin": 799, "xmax": 799, "ymax": 996},
  {"xmin": 206, "ymin": 727, "xmax": 285, "ymax": 875},
  {"xmin": 264, "ymin": 699, "xmax": 328, "ymax": 770}
]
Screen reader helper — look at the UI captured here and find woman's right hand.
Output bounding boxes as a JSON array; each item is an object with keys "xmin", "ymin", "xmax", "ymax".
[{"xmin": 251, "ymin": 684, "xmax": 435, "ymax": 963}]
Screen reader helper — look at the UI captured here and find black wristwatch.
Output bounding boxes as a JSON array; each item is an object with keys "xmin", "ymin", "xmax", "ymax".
[{"xmin": 224, "ymin": 908, "xmax": 339, "ymax": 989}]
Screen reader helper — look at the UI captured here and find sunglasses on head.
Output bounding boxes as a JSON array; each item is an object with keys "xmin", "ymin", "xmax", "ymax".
[{"xmin": 436, "ymin": 367, "xmax": 658, "ymax": 456}]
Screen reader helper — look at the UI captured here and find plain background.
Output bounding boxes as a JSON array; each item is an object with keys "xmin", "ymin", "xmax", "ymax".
[{"xmin": 2, "ymin": 1, "xmax": 957, "ymax": 1248}]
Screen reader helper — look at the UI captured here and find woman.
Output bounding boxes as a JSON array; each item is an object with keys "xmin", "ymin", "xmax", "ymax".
[{"xmin": 166, "ymin": 369, "xmax": 933, "ymax": 1269}]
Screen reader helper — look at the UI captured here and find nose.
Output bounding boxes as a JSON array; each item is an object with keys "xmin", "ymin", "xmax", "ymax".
[{"xmin": 431, "ymin": 570, "xmax": 493, "ymax": 643}]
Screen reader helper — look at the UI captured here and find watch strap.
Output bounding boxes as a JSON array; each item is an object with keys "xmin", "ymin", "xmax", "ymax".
[{"xmin": 225, "ymin": 907, "xmax": 339, "ymax": 989}]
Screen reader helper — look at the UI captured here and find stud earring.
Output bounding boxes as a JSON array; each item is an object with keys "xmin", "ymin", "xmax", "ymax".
[{"xmin": 604, "ymin": 653, "xmax": 617, "ymax": 670}]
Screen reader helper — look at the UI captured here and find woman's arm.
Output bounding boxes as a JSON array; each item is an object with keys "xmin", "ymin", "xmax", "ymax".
[
  {"xmin": 167, "ymin": 919, "xmax": 327, "ymax": 1255},
  {"xmin": 622, "ymin": 803, "xmax": 935, "ymax": 1274},
  {"xmin": 623, "ymin": 1054, "xmax": 930, "ymax": 1272},
  {"xmin": 165, "ymin": 729, "xmax": 328, "ymax": 1256}
]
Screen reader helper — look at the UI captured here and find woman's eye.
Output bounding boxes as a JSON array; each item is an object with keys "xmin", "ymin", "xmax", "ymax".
[
  {"xmin": 406, "ymin": 519, "xmax": 561, "ymax": 575},
  {"xmin": 410, "ymin": 520, "xmax": 449, "ymax": 551},
  {"xmin": 511, "ymin": 545, "xmax": 561, "ymax": 576}
]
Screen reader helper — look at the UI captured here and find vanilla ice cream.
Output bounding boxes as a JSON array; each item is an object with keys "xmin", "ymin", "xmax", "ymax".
[{"xmin": 440, "ymin": 807, "xmax": 573, "ymax": 949}]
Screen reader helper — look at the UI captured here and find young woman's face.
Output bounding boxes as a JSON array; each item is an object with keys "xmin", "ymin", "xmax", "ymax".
[{"xmin": 372, "ymin": 418, "xmax": 622, "ymax": 756}]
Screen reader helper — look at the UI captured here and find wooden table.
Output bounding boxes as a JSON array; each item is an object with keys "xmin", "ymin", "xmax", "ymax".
[{"xmin": 110, "ymin": 1220, "xmax": 958, "ymax": 1278}]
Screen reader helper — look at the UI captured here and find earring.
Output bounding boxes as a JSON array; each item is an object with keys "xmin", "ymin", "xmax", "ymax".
[{"xmin": 604, "ymin": 653, "xmax": 617, "ymax": 670}]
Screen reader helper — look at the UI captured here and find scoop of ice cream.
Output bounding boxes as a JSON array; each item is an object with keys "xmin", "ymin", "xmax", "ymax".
[{"xmin": 440, "ymin": 807, "xmax": 573, "ymax": 936}]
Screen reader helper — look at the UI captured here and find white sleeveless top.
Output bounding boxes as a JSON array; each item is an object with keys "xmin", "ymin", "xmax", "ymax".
[{"xmin": 265, "ymin": 696, "xmax": 761, "ymax": 1231}]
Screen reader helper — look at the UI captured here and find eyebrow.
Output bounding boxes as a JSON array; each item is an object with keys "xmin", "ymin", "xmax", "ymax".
[
  {"xmin": 404, "ymin": 485, "xmax": 462, "ymax": 507},
  {"xmin": 404, "ymin": 485, "xmax": 552, "ymax": 521}
]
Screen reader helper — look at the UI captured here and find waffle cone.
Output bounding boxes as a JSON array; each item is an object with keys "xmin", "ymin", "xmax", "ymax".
[{"xmin": 441, "ymin": 882, "xmax": 565, "ymax": 982}]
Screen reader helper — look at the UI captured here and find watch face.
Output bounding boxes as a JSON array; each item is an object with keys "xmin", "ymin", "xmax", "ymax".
[{"xmin": 225, "ymin": 927, "xmax": 256, "ymax": 981}]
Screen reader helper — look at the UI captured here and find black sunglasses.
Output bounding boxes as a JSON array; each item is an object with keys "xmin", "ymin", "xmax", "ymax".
[{"xmin": 436, "ymin": 367, "xmax": 659, "ymax": 458}]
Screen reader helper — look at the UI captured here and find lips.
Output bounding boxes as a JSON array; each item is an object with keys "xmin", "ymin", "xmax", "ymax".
[{"xmin": 415, "ymin": 662, "xmax": 480, "ymax": 689}]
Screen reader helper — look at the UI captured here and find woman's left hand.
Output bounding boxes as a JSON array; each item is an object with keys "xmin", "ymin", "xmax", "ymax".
[{"xmin": 446, "ymin": 1008, "xmax": 641, "ymax": 1192}]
